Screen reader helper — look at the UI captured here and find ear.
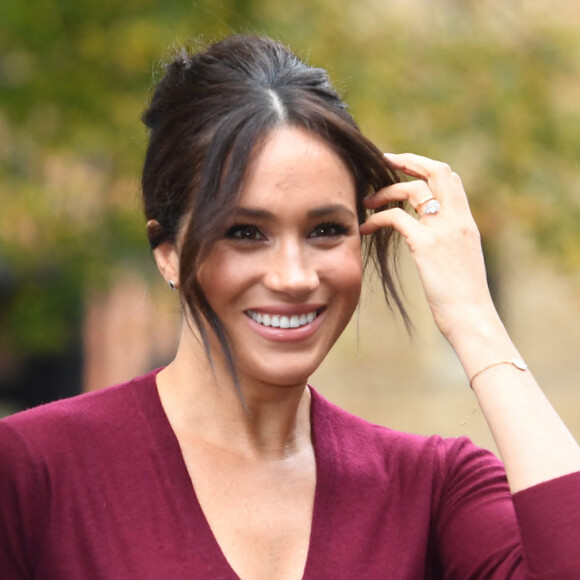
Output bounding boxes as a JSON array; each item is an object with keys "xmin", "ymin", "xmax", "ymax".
[{"xmin": 148, "ymin": 220, "xmax": 180, "ymax": 289}]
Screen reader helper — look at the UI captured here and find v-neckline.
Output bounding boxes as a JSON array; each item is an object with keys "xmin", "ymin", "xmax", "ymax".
[{"xmin": 139, "ymin": 370, "xmax": 338, "ymax": 579}]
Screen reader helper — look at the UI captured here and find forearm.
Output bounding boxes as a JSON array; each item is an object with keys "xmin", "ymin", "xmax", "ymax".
[
  {"xmin": 363, "ymin": 152, "xmax": 580, "ymax": 494},
  {"xmin": 448, "ymin": 311, "xmax": 580, "ymax": 493}
]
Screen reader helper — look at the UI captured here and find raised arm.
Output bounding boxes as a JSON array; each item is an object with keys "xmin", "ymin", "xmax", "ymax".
[{"xmin": 360, "ymin": 152, "xmax": 580, "ymax": 493}]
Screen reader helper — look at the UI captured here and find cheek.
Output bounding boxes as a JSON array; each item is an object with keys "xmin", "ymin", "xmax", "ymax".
[
  {"xmin": 197, "ymin": 250, "xmax": 235, "ymax": 297},
  {"xmin": 342, "ymin": 258, "xmax": 363, "ymax": 301},
  {"xmin": 197, "ymin": 250, "xmax": 259, "ymax": 307},
  {"xmin": 327, "ymin": 241, "xmax": 363, "ymax": 301}
]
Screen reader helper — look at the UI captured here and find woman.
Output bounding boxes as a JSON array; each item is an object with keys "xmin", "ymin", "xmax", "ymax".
[{"xmin": 1, "ymin": 34, "xmax": 579, "ymax": 579}]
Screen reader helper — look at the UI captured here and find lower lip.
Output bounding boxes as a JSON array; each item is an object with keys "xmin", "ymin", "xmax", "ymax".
[{"xmin": 245, "ymin": 310, "xmax": 325, "ymax": 343}]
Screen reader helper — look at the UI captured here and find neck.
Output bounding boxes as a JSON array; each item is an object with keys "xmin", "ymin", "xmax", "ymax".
[{"xmin": 156, "ymin": 323, "xmax": 312, "ymax": 460}]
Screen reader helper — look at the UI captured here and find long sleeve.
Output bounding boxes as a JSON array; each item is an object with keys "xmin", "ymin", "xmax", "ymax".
[
  {"xmin": 432, "ymin": 437, "xmax": 580, "ymax": 579},
  {"xmin": 513, "ymin": 471, "xmax": 580, "ymax": 578}
]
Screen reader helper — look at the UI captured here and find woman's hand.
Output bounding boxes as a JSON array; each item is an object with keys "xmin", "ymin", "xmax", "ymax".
[
  {"xmin": 359, "ymin": 153, "xmax": 498, "ymax": 345},
  {"xmin": 361, "ymin": 153, "xmax": 580, "ymax": 493}
]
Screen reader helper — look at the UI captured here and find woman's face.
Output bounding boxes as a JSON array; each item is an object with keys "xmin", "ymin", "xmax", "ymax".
[{"xmin": 196, "ymin": 126, "xmax": 363, "ymax": 388}]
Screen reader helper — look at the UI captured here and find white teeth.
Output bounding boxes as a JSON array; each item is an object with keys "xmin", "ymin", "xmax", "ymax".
[{"xmin": 247, "ymin": 310, "xmax": 318, "ymax": 329}]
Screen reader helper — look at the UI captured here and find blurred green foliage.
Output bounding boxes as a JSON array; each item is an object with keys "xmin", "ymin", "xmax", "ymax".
[{"xmin": 1, "ymin": 0, "xmax": 579, "ymax": 355}]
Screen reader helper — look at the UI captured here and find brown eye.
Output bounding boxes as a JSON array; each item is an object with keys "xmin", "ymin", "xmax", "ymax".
[
  {"xmin": 225, "ymin": 224, "xmax": 266, "ymax": 241},
  {"xmin": 308, "ymin": 223, "xmax": 349, "ymax": 238}
]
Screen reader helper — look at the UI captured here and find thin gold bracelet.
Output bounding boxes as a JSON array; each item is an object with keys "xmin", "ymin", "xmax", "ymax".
[{"xmin": 469, "ymin": 358, "xmax": 528, "ymax": 389}]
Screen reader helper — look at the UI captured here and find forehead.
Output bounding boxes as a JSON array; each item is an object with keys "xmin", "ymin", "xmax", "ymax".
[{"xmin": 237, "ymin": 127, "xmax": 356, "ymax": 211}]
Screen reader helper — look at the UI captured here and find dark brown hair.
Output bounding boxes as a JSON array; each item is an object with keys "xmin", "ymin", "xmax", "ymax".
[{"xmin": 141, "ymin": 34, "xmax": 406, "ymax": 389}]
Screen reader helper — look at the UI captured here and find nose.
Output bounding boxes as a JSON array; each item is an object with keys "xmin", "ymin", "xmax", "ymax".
[{"xmin": 263, "ymin": 239, "xmax": 319, "ymax": 297}]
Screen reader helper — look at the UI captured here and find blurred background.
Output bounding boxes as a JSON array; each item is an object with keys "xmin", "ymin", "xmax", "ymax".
[{"xmin": 1, "ymin": 0, "xmax": 579, "ymax": 454}]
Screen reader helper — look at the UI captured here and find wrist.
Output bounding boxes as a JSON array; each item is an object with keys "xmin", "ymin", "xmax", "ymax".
[
  {"xmin": 444, "ymin": 311, "xmax": 523, "ymax": 383},
  {"xmin": 469, "ymin": 358, "xmax": 529, "ymax": 389},
  {"xmin": 442, "ymin": 303, "xmax": 505, "ymax": 348}
]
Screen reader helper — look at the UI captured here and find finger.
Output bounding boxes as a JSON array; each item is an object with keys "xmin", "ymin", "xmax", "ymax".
[
  {"xmin": 384, "ymin": 153, "xmax": 469, "ymax": 211},
  {"xmin": 364, "ymin": 180, "xmax": 436, "ymax": 211},
  {"xmin": 359, "ymin": 207, "xmax": 421, "ymax": 240},
  {"xmin": 384, "ymin": 152, "xmax": 453, "ymax": 181}
]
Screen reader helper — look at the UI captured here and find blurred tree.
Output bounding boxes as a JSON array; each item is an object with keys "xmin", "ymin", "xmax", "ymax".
[
  {"xmin": 0, "ymin": 0, "xmax": 579, "ymax": 369},
  {"xmin": 0, "ymin": 0, "xmax": 246, "ymax": 357}
]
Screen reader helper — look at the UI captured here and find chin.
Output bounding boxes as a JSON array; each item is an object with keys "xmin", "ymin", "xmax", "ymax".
[
  {"xmin": 257, "ymin": 369, "xmax": 314, "ymax": 389},
  {"xmin": 268, "ymin": 373, "xmax": 313, "ymax": 389},
  {"xmin": 241, "ymin": 358, "xmax": 322, "ymax": 389}
]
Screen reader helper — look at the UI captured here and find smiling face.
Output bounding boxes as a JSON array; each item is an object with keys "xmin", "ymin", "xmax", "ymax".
[{"xmin": 195, "ymin": 126, "xmax": 363, "ymax": 388}]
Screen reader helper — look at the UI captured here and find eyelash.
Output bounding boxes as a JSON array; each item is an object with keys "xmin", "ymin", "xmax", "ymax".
[
  {"xmin": 225, "ymin": 224, "xmax": 265, "ymax": 241},
  {"xmin": 308, "ymin": 223, "xmax": 350, "ymax": 239},
  {"xmin": 224, "ymin": 222, "xmax": 350, "ymax": 242}
]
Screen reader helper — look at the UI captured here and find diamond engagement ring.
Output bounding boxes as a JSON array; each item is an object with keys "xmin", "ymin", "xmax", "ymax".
[{"xmin": 416, "ymin": 197, "xmax": 441, "ymax": 216}]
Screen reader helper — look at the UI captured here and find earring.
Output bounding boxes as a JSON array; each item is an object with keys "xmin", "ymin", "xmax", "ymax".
[{"xmin": 168, "ymin": 280, "xmax": 176, "ymax": 291}]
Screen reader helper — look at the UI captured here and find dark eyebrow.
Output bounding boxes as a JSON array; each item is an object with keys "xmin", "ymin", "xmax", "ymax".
[
  {"xmin": 232, "ymin": 205, "xmax": 356, "ymax": 220},
  {"xmin": 232, "ymin": 207, "xmax": 274, "ymax": 220},
  {"xmin": 306, "ymin": 205, "xmax": 356, "ymax": 220}
]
